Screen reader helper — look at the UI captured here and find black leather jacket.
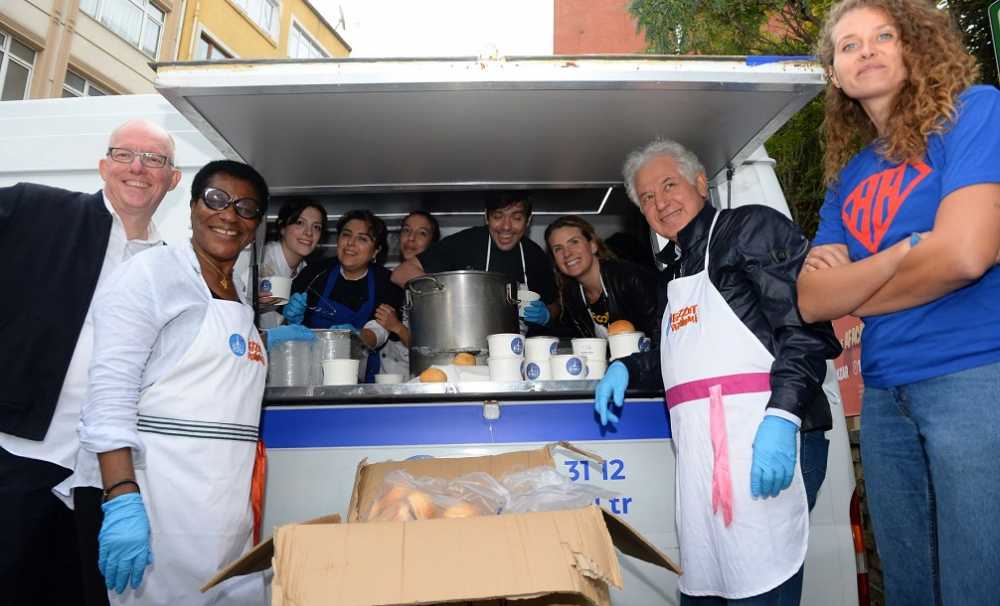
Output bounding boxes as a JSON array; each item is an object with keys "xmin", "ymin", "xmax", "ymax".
[
  {"xmin": 620, "ymin": 204, "xmax": 842, "ymax": 433},
  {"xmin": 553, "ymin": 259, "xmax": 661, "ymax": 345}
]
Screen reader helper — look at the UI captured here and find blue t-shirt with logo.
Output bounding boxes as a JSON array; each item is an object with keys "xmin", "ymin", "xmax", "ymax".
[{"xmin": 813, "ymin": 85, "xmax": 1000, "ymax": 388}]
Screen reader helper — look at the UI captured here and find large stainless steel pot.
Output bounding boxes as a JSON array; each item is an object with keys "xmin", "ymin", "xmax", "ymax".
[{"xmin": 406, "ymin": 271, "xmax": 518, "ymax": 376}]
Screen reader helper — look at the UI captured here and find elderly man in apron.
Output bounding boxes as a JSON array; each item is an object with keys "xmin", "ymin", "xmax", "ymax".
[{"xmin": 594, "ymin": 139, "xmax": 841, "ymax": 605}]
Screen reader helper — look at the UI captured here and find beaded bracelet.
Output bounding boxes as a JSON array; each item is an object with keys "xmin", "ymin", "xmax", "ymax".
[{"xmin": 102, "ymin": 479, "xmax": 140, "ymax": 502}]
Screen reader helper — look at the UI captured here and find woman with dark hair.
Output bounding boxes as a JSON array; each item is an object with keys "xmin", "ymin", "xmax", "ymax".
[
  {"xmin": 78, "ymin": 160, "xmax": 271, "ymax": 604},
  {"xmin": 376, "ymin": 211, "xmax": 441, "ymax": 378},
  {"xmin": 255, "ymin": 200, "xmax": 328, "ymax": 328},
  {"xmin": 285, "ymin": 209, "xmax": 403, "ymax": 382},
  {"xmin": 544, "ymin": 215, "xmax": 659, "ymax": 342},
  {"xmin": 799, "ymin": 2, "xmax": 1000, "ymax": 602}
]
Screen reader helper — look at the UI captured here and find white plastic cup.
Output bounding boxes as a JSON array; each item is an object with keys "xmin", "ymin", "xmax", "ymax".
[
  {"xmin": 374, "ymin": 373, "xmax": 403, "ymax": 384},
  {"xmin": 571, "ymin": 338, "xmax": 608, "ymax": 360},
  {"xmin": 488, "ymin": 357, "xmax": 524, "ymax": 381},
  {"xmin": 586, "ymin": 358, "xmax": 608, "ymax": 380},
  {"xmin": 487, "ymin": 333, "xmax": 525, "ymax": 358},
  {"xmin": 551, "ymin": 354, "xmax": 588, "ymax": 380},
  {"xmin": 260, "ymin": 276, "xmax": 292, "ymax": 303},
  {"xmin": 522, "ymin": 358, "xmax": 552, "ymax": 381},
  {"xmin": 608, "ymin": 332, "xmax": 651, "ymax": 360},
  {"xmin": 524, "ymin": 336, "xmax": 558, "ymax": 359},
  {"xmin": 322, "ymin": 359, "xmax": 359, "ymax": 385}
]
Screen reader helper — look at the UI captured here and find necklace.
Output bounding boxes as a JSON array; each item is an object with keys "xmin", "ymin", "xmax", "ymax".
[{"xmin": 193, "ymin": 245, "xmax": 232, "ymax": 290}]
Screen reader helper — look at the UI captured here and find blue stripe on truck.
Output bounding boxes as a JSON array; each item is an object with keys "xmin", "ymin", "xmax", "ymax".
[{"xmin": 261, "ymin": 399, "xmax": 670, "ymax": 448}]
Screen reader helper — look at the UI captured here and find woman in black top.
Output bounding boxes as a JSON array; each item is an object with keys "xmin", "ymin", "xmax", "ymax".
[
  {"xmin": 545, "ymin": 215, "xmax": 660, "ymax": 342},
  {"xmin": 286, "ymin": 210, "xmax": 403, "ymax": 381}
]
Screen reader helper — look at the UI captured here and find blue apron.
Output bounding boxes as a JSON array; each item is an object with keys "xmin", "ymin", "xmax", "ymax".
[{"xmin": 305, "ymin": 264, "xmax": 380, "ymax": 382}]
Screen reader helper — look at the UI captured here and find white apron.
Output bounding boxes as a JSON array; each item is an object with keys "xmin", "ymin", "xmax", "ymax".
[
  {"xmin": 661, "ymin": 211, "xmax": 808, "ymax": 599},
  {"xmin": 111, "ymin": 296, "xmax": 268, "ymax": 606}
]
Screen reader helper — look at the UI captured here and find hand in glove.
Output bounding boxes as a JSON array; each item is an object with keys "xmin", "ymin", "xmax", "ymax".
[
  {"xmin": 99, "ymin": 492, "xmax": 153, "ymax": 594},
  {"xmin": 282, "ymin": 292, "xmax": 308, "ymax": 325},
  {"xmin": 593, "ymin": 361, "xmax": 629, "ymax": 426},
  {"xmin": 521, "ymin": 300, "xmax": 550, "ymax": 326},
  {"xmin": 266, "ymin": 323, "xmax": 316, "ymax": 351},
  {"xmin": 750, "ymin": 415, "xmax": 798, "ymax": 499}
]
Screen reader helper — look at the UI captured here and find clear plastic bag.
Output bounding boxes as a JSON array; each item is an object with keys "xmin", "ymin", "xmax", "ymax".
[
  {"xmin": 364, "ymin": 470, "xmax": 507, "ymax": 522},
  {"xmin": 502, "ymin": 466, "xmax": 620, "ymax": 514},
  {"xmin": 363, "ymin": 464, "xmax": 621, "ymax": 522}
]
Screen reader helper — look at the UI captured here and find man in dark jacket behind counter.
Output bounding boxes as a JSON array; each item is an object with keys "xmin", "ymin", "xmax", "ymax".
[{"xmin": 593, "ymin": 138, "xmax": 841, "ymax": 605}]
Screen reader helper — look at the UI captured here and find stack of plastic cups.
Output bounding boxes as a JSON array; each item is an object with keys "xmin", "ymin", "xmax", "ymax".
[
  {"xmin": 267, "ymin": 339, "xmax": 313, "ymax": 387},
  {"xmin": 523, "ymin": 336, "xmax": 557, "ymax": 381},
  {"xmin": 311, "ymin": 329, "xmax": 352, "ymax": 385},
  {"xmin": 572, "ymin": 337, "xmax": 608, "ymax": 380},
  {"xmin": 487, "ymin": 333, "xmax": 525, "ymax": 381}
]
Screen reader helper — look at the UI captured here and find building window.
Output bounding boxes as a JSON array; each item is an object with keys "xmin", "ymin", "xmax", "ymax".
[
  {"xmin": 0, "ymin": 29, "xmax": 36, "ymax": 101},
  {"xmin": 231, "ymin": 0, "xmax": 279, "ymax": 38},
  {"xmin": 62, "ymin": 69, "xmax": 109, "ymax": 97},
  {"xmin": 195, "ymin": 33, "xmax": 232, "ymax": 61},
  {"xmin": 80, "ymin": 0, "xmax": 164, "ymax": 57},
  {"xmin": 288, "ymin": 23, "xmax": 328, "ymax": 59}
]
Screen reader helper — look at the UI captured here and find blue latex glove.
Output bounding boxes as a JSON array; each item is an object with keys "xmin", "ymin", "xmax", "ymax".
[
  {"xmin": 329, "ymin": 323, "xmax": 362, "ymax": 337},
  {"xmin": 751, "ymin": 415, "xmax": 799, "ymax": 499},
  {"xmin": 266, "ymin": 323, "xmax": 316, "ymax": 351},
  {"xmin": 283, "ymin": 292, "xmax": 308, "ymax": 325},
  {"xmin": 99, "ymin": 492, "xmax": 153, "ymax": 594},
  {"xmin": 594, "ymin": 361, "xmax": 629, "ymax": 426},
  {"xmin": 522, "ymin": 300, "xmax": 550, "ymax": 325}
]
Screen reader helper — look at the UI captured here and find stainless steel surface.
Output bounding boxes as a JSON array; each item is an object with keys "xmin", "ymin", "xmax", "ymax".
[
  {"xmin": 407, "ymin": 270, "xmax": 518, "ymax": 376},
  {"xmin": 153, "ymin": 56, "xmax": 824, "ymax": 194},
  {"xmin": 264, "ymin": 379, "xmax": 602, "ymax": 403}
]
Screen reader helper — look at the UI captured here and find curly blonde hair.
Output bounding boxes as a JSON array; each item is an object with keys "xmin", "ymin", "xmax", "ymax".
[{"xmin": 816, "ymin": 0, "xmax": 979, "ymax": 187}]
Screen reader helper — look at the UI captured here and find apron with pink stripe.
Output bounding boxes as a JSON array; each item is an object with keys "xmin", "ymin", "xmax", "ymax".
[{"xmin": 661, "ymin": 210, "xmax": 808, "ymax": 599}]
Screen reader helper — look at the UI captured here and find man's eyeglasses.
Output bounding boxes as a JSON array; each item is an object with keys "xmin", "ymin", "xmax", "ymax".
[
  {"xmin": 107, "ymin": 147, "xmax": 172, "ymax": 169},
  {"xmin": 201, "ymin": 187, "xmax": 263, "ymax": 220}
]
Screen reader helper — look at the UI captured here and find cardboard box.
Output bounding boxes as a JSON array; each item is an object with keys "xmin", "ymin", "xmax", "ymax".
[{"xmin": 206, "ymin": 442, "xmax": 680, "ymax": 606}]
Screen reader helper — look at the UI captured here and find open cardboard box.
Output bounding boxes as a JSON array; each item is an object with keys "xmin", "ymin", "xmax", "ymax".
[{"xmin": 205, "ymin": 442, "xmax": 680, "ymax": 606}]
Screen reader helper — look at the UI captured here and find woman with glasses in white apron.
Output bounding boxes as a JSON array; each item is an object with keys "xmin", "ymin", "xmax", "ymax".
[
  {"xmin": 78, "ymin": 161, "xmax": 271, "ymax": 605},
  {"xmin": 594, "ymin": 140, "xmax": 841, "ymax": 604}
]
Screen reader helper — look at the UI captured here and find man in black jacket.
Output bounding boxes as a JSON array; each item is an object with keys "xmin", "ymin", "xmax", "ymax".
[
  {"xmin": 594, "ymin": 139, "xmax": 841, "ymax": 604},
  {"xmin": 0, "ymin": 120, "xmax": 181, "ymax": 604}
]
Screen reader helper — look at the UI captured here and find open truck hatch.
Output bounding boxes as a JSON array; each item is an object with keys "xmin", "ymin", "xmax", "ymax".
[{"xmin": 153, "ymin": 55, "xmax": 824, "ymax": 212}]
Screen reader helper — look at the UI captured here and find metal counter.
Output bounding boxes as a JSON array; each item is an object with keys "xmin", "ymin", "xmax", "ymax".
[{"xmin": 264, "ymin": 380, "xmax": 661, "ymax": 404}]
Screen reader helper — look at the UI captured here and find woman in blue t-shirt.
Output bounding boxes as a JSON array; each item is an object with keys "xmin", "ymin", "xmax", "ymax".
[{"xmin": 798, "ymin": 1, "xmax": 1000, "ymax": 604}]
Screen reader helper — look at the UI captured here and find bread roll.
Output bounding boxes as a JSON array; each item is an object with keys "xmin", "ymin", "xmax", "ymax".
[
  {"xmin": 452, "ymin": 352, "xmax": 477, "ymax": 366},
  {"xmin": 367, "ymin": 484, "xmax": 410, "ymax": 521},
  {"xmin": 419, "ymin": 367, "xmax": 448, "ymax": 383},
  {"xmin": 406, "ymin": 490, "xmax": 439, "ymax": 520},
  {"xmin": 442, "ymin": 501, "xmax": 481, "ymax": 519},
  {"xmin": 608, "ymin": 320, "xmax": 636, "ymax": 336}
]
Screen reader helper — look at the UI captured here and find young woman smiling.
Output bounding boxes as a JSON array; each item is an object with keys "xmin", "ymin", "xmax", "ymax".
[
  {"xmin": 544, "ymin": 215, "xmax": 659, "ymax": 341},
  {"xmin": 284, "ymin": 209, "xmax": 403, "ymax": 382}
]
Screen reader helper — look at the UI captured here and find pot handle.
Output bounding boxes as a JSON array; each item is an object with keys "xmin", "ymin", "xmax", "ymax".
[
  {"xmin": 505, "ymin": 282, "xmax": 516, "ymax": 305},
  {"xmin": 407, "ymin": 275, "xmax": 445, "ymax": 296}
]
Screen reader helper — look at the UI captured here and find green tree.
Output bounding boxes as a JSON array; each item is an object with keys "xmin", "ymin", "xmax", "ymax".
[{"xmin": 629, "ymin": 0, "xmax": 996, "ymax": 237}]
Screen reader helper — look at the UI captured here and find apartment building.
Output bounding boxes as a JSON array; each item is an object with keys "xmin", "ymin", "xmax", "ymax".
[{"xmin": 0, "ymin": 0, "xmax": 349, "ymax": 100}]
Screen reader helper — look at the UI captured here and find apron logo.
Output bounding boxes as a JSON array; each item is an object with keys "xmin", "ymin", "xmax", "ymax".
[
  {"xmin": 842, "ymin": 160, "xmax": 931, "ymax": 253},
  {"xmin": 247, "ymin": 340, "xmax": 266, "ymax": 365},
  {"xmin": 229, "ymin": 334, "xmax": 247, "ymax": 356},
  {"xmin": 671, "ymin": 305, "xmax": 699, "ymax": 331}
]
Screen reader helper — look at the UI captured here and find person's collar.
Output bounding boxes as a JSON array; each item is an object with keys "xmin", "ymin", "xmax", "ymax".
[
  {"xmin": 654, "ymin": 202, "xmax": 714, "ymax": 264},
  {"xmin": 101, "ymin": 192, "xmax": 160, "ymax": 243}
]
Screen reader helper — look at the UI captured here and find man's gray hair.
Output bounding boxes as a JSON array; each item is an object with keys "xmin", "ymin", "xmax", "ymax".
[{"xmin": 622, "ymin": 138, "xmax": 706, "ymax": 206}]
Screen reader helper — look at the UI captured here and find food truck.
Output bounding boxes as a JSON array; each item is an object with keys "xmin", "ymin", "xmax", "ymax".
[{"xmin": 0, "ymin": 55, "xmax": 861, "ymax": 605}]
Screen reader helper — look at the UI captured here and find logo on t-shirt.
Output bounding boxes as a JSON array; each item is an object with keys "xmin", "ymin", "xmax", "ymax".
[{"xmin": 842, "ymin": 161, "xmax": 932, "ymax": 253}]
